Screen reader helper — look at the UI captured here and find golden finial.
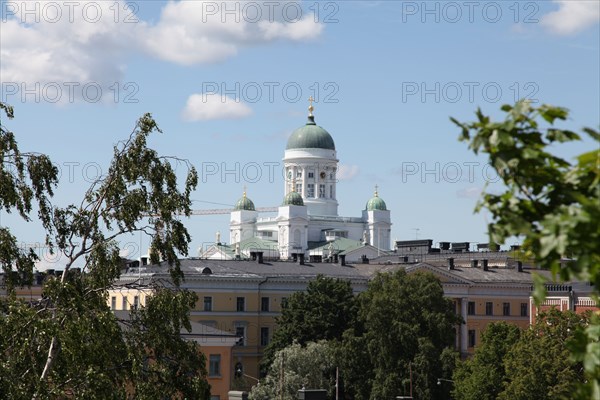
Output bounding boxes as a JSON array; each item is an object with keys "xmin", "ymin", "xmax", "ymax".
[
  {"xmin": 308, "ymin": 96, "xmax": 315, "ymax": 117},
  {"xmin": 243, "ymin": 185, "xmax": 247, "ymax": 198},
  {"xmin": 374, "ymin": 184, "xmax": 379, "ymax": 197}
]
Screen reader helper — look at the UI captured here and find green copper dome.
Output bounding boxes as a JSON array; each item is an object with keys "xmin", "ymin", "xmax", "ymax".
[
  {"xmin": 234, "ymin": 191, "xmax": 255, "ymax": 211},
  {"xmin": 366, "ymin": 187, "xmax": 387, "ymax": 211},
  {"xmin": 286, "ymin": 116, "xmax": 335, "ymax": 151},
  {"xmin": 282, "ymin": 191, "xmax": 304, "ymax": 206}
]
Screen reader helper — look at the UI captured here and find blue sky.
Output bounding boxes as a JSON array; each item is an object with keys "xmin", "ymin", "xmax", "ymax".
[{"xmin": 1, "ymin": 0, "xmax": 599, "ymax": 269}]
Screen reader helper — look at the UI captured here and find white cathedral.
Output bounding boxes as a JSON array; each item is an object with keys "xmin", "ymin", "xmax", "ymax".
[{"xmin": 202, "ymin": 101, "xmax": 392, "ymax": 263}]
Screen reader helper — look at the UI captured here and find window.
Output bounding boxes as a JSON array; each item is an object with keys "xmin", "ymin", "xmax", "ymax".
[
  {"xmin": 122, "ymin": 297, "xmax": 127, "ymax": 310},
  {"xmin": 307, "ymin": 183, "xmax": 315, "ymax": 198},
  {"xmin": 111, "ymin": 296, "xmax": 116, "ymax": 310},
  {"xmin": 503, "ymin": 302, "xmax": 511, "ymax": 316},
  {"xmin": 281, "ymin": 297, "xmax": 288, "ymax": 309},
  {"xmin": 260, "ymin": 327, "xmax": 270, "ymax": 346},
  {"xmin": 211, "ymin": 396, "xmax": 221, "ymax": 400},
  {"xmin": 295, "ymin": 183, "xmax": 302, "ymax": 194},
  {"xmin": 235, "ymin": 326, "xmax": 246, "ymax": 346},
  {"xmin": 485, "ymin": 302, "xmax": 493, "ymax": 316},
  {"xmin": 521, "ymin": 302, "xmax": 528, "ymax": 317},
  {"xmin": 329, "ymin": 185, "xmax": 334, "ymax": 199},
  {"xmin": 296, "ymin": 170, "xmax": 302, "ymax": 178},
  {"xmin": 261, "ymin": 297, "xmax": 269, "ymax": 312},
  {"xmin": 133, "ymin": 296, "xmax": 139, "ymax": 310},
  {"xmin": 468, "ymin": 330, "xmax": 476, "ymax": 347},
  {"xmin": 204, "ymin": 296, "xmax": 212, "ymax": 311},
  {"xmin": 319, "ymin": 184, "xmax": 325, "ymax": 198},
  {"xmin": 467, "ymin": 301, "xmax": 475, "ymax": 315},
  {"xmin": 308, "ymin": 172, "xmax": 314, "ymax": 179},
  {"xmin": 209, "ymin": 354, "xmax": 221, "ymax": 377},
  {"xmin": 236, "ymin": 297, "xmax": 245, "ymax": 312}
]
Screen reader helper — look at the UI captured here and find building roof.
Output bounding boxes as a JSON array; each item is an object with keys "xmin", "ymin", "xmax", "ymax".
[
  {"xmin": 407, "ymin": 262, "xmax": 550, "ymax": 285},
  {"xmin": 286, "ymin": 116, "xmax": 335, "ymax": 151},
  {"xmin": 120, "ymin": 258, "xmax": 372, "ymax": 282}
]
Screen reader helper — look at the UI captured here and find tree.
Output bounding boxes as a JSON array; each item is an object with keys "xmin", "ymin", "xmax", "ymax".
[
  {"xmin": 0, "ymin": 103, "xmax": 210, "ymax": 399},
  {"xmin": 452, "ymin": 322, "xmax": 521, "ymax": 400},
  {"xmin": 342, "ymin": 270, "xmax": 460, "ymax": 400},
  {"xmin": 452, "ymin": 100, "xmax": 600, "ymax": 397},
  {"xmin": 499, "ymin": 310, "xmax": 588, "ymax": 400},
  {"xmin": 0, "ymin": 102, "xmax": 58, "ymax": 289},
  {"xmin": 262, "ymin": 275, "xmax": 357, "ymax": 370},
  {"xmin": 249, "ymin": 340, "xmax": 337, "ymax": 400}
]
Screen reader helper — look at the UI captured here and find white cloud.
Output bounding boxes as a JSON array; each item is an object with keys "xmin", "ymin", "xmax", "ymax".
[
  {"xmin": 182, "ymin": 94, "xmax": 253, "ymax": 121},
  {"xmin": 141, "ymin": 1, "xmax": 323, "ymax": 65},
  {"xmin": 541, "ymin": 1, "xmax": 600, "ymax": 35},
  {"xmin": 337, "ymin": 164, "xmax": 360, "ymax": 180},
  {"xmin": 0, "ymin": 1, "xmax": 138, "ymax": 103},
  {"xmin": 0, "ymin": 1, "xmax": 324, "ymax": 103}
]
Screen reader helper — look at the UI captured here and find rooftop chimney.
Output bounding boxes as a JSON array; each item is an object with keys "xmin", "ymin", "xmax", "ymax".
[
  {"xmin": 482, "ymin": 259, "xmax": 489, "ymax": 271},
  {"xmin": 517, "ymin": 261, "xmax": 523, "ymax": 272},
  {"xmin": 256, "ymin": 252, "xmax": 264, "ymax": 264},
  {"xmin": 297, "ymin": 253, "xmax": 305, "ymax": 265},
  {"xmin": 339, "ymin": 254, "xmax": 346, "ymax": 266},
  {"xmin": 470, "ymin": 259, "xmax": 478, "ymax": 268},
  {"xmin": 447, "ymin": 258, "xmax": 455, "ymax": 270}
]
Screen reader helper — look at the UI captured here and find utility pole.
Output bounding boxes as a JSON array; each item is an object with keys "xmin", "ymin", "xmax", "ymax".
[
  {"xmin": 336, "ymin": 367, "xmax": 339, "ymax": 400},
  {"xmin": 409, "ymin": 362, "xmax": 413, "ymax": 398},
  {"xmin": 280, "ymin": 352, "xmax": 285, "ymax": 400}
]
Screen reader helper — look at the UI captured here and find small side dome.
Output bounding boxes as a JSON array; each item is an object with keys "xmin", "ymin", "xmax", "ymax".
[
  {"xmin": 282, "ymin": 191, "xmax": 304, "ymax": 206},
  {"xmin": 234, "ymin": 190, "xmax": 255, "ymax": 211},
  {"xmin": 366, "ymin": 186, "xmax": 387, "ymax": 211}
]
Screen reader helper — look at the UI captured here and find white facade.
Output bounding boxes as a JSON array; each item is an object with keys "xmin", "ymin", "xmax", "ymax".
[{"xmin": 229, "ymin": 110, "xmax": 392, "ymax": 258}]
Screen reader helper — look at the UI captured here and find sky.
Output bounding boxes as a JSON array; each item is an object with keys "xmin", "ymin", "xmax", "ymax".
[{"xmin": 1, "ymin": 0, "xmax": 599, "ymax": 269}]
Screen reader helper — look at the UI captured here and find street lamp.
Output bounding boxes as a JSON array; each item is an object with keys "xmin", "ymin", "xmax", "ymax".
[
  {"xmin": 437, "ymin": 378, "xmax": 454, "ymax": 386},
  {"xmin": 236, "ymin": 367, "xmax": 260, "ymax": 386}
]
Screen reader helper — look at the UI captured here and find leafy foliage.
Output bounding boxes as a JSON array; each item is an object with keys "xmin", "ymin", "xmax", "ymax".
[
  {"xmin": 0, "ymin": 104, "xmax": 209, "ymax": 399},
  {"xmin": 0, "ymin": 101, "xmax": 58, "ymax": 289},
  {"xmin": 453, "ymin": 100, "xmax": 600, "ymax": 397},
  {"xmin": 498, "ymin": 310, "xmax": 588, "ymax": 400},
  {"xmin": 249, "ymin": 340, "xmax": 337, "ymax": 400},
  {"xmin": 453, "ymin": 311, "xmax": 588, "ymax": 400},
  {"xmin": 342, "ymin": 270, "xmax": 460, "ymax": 400},
  {"xmin": 262, "ymin": 275, "xmax": 357, "ymax": 370},
  {"xmin": 452, "ymin": 322, "xmax": 521, "ymax": 400}
]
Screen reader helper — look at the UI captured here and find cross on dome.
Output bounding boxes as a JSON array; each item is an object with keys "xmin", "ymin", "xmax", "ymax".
[{"xmin": 308, "ymin": 96, "xmax": 315, "ymax": 117}]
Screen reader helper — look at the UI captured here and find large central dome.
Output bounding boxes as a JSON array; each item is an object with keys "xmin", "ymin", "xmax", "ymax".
[{"xmin": 286, "ymin": 116, "xmax": 335, "ymax": 150}]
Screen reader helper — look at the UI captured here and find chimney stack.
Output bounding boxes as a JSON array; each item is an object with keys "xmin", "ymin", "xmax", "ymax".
[
  {"xmin": 256, "ymin": 252, "xmax": 264, "ymax": 264},
  {"xmin": 482, "ymin": 259, "xmax": 489, "ymax": 271},
  {"xmin": 470, "ymin": 259, "xmax": 478, "ymax": 268},
  {"xmin": 297, "ymin": 253, "xmax": 305, "ymax": 265},
  {"xmin": 517, "ymin": 261, "xmax": 523, "ymax": 272},
  {"xmin": 447, "ymin": 258, "xmax": 455, "ymax": 270},
  {"xmin": 339, "ymin": 254, "xmax": 346, "ymax": 266}
]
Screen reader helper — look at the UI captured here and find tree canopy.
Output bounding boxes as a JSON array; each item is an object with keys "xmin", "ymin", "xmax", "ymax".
[
  {"xmin": 452, "ymin": 322, "xmax": 521, "ymax": 400},
  {"xmin": 262, "ymin": 275, "xmax": 357, "ymax": 370},
  {"xmin": 453, "ymin": 100, "xmax": 600, "ymax": 397},
  {"xmin": 453, "ymin": 311, "xmax": 588, "ymax": 400},
  {"xmin": 0, "ymin": 103, "xmax": 210, "ymax": 399},
  {"xmin": 341, "ymin": 270, "xmax": 460, "ymax": 400},
  {"xmin": 250, "ymin": 340, "xmax": 337, "ymax": 400}
]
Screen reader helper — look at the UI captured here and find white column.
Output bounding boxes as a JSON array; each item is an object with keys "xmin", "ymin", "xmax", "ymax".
[{"xmin": 461, "ymin": 297, "xmax": 468, "ymax": 355}]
